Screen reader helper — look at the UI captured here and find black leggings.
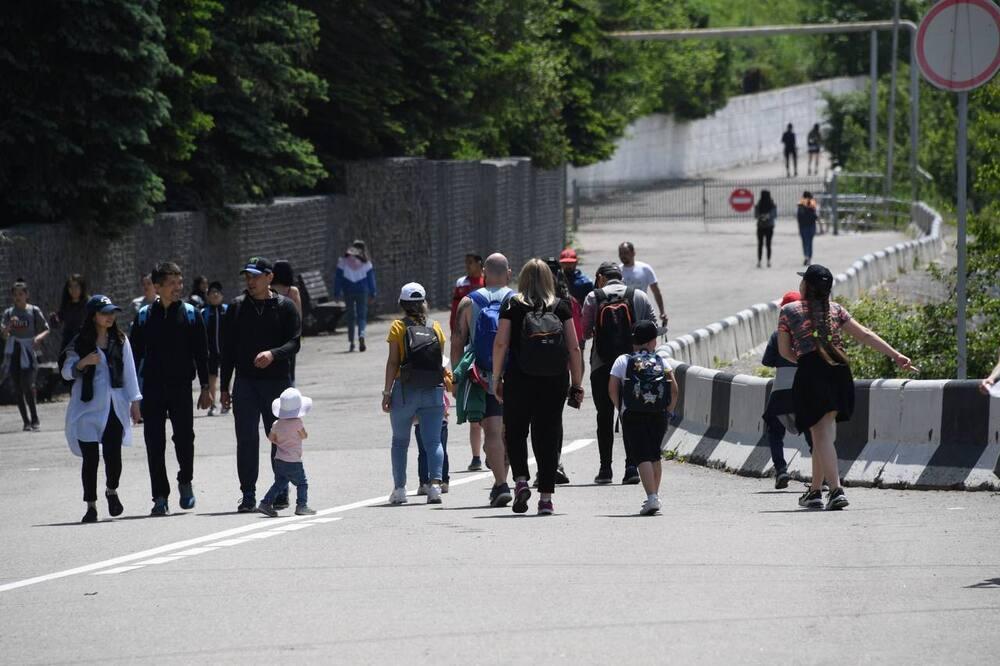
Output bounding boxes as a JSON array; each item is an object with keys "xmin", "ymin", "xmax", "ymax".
[
  {"xmin": 80, "ymin": 411, "xmax": 124, "ymax": 502},
  {"xmin": 757, "ymin": 227, "xmax": 774, "ymax": 262},
  {"xmin": 503, "ymin": 370, "xmax": 569, "ymax": 494},
  {"xmin": 10, "ymin": 352, "xmax": 38, "ymax": 426}
]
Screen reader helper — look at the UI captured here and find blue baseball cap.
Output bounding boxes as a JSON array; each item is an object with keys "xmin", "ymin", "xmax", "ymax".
[
  {"xmin": 241, "ymin": 256, "xmax": 273, "ymax": 275},
  {"xmin": 86, "ymin": 295, "xmax": 122, "ymax": 314}
]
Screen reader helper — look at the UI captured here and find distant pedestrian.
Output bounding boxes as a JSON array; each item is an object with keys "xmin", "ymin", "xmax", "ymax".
[
  {"xmin": 558, "ymin": 248, "xmax": 594, "ymax": 307},
  {"xmin": 1, "ymin": 278, "xmax": 50, "ymax": 432},
  {"xmin": 202, "ymin": 281, "xmax": 228, "ymax": 416},
  {"xmin": 761, "ymin": 290, "xmax": 813, "ymax": 489},
  {"xmin": 449, "ymin": 253, "xmax": 485, "ymax": 467},
  {"xmin": 272, "ymin": 260, "xmax": 303, "ymax": 384},
  {"xmin": 220, "ymin": 256, "xmax": 302, "ymax": 513},
  {"xmin": 979, "ymin": 349, "xmax": 1000, "ymax": 395},
  {"xmin": 755, "ymin": 190, "xmax": 777, "ymax": 269},
  {"xmin": 782, "ymin": 123, "xmax": 797, "ymax": 177},
  {"xmin": 618, "ymin": 242, "xmax": 669, "ymax": 330},
  {"xmin": 807, "ymin": 123, "xmax": 822, "ymax": 175},
  {"xmin": 334, "ymin": 240, "xmax": 377, "ymax": 353},
  {"xmin": 257, "ymin": 387, "xmax": 316, "ymax": 517},
  {"xmin": 416, "ymin": 382, "xmax": 451, "ymax": 495},
  {"xmin": 451, "ymin": 253, "xmax": 514, "ymax": 504},
  {"xmin": 188, "ymin": 276, "xmax": 209, "ymax": 308},
  {"xmin": 382, "ymin": 282, "xmax": 447, "ymax": 506},
  {"xmin": 608, "ymin": 321, "xmax": 678, "ymax": 516},
  {"xmin": 129, "ymin": 262, "xmax": 211, "ymax": 515},
  {"xmin": 61, "ymin": 296, "xmax": 142, "ymax": 523},
  {"xmin": 52, "ymin": 274, "xmax": 89, "ymax": 352},
  {"xmin": 797, "ymin": 191, "xmax": 819, "ymax": 266},
  {"xmin": 131, "ymin": 274, "xmax": 157, "ymax": 316},
  {"xmin": 492, "ymin": 259, "xmax": 584, "ymax": 515},
  {"xmin": 582, "ymin": 261, "xmax": 656, "ymax": 484},
  {"xmin": 777, "ymin": 265, "xmax": 916, "ymax": 510}
]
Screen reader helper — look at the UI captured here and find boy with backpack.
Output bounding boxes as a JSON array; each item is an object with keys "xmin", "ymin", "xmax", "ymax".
[
  {"xmin": 608, "ymin": 321, "xmax": 678, "ymax": 516},
  {"xmin": 582, "ymin": 261, "xmax": 655, "ymax": 485}
]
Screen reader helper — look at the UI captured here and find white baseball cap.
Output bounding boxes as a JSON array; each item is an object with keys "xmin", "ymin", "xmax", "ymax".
[
  {"xmin": 399, "ymin": 282, "xmax": 426, "ymax": 302},
  {"xmin": 271, "ymin": 387, "xmax": 313, "ymax": 419}
]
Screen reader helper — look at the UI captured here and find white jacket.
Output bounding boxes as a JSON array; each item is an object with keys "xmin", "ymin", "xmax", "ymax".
[{"xmin": 62, "ymin": 338, "xmax": 142, "ymax": 456}]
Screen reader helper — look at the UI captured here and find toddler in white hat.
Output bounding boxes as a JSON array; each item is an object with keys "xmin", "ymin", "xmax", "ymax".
[{"xmin": 258, "ymin": 387, "xmax": 316, "ymax": 516}]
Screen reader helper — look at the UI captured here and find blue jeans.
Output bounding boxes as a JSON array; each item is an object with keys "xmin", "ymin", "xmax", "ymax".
[
  {"xmin": 343, "ymin": 292, "xmax": 369, "ymax": 343},
  {"xmin": 799, "ymin": 223, "xmax": 816, "ymax": 260},
  {"xmin": 262, "ymin": 459, "xmax": 308, "ymax": 506},
  {"xmin": 389, "ymin": 383, "xmax": 445, "ymax": 488},
  {"xmin": 416, "ymin": 420, "xmax": 450, "ymax": 485}
]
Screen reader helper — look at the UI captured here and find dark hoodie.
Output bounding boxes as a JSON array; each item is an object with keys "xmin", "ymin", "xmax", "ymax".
[{"xmin": 220, "ymin": 291, "xmax": 301, "ymax": 390}]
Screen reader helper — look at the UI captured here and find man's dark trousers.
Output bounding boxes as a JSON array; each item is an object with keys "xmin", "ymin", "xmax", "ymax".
[
  {"xmin": 142, "ymin": 382, "xmax": 195, "ymax": 501},
  {"xmin": 590, "ymin": 364, "xmax": 634, "ymax": 470},
  {"xmin": 234, "ymin": 376, "xmax": 289, "ymax": 496}
]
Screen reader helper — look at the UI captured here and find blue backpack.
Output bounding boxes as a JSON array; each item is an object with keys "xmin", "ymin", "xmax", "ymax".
[
  {"xmin": 469, "ymin": 288, "xmax": 510, "ymax": 372},
  {"xmin": 622, "ymin": 351, "xmax": 671, "ymax": 414}
]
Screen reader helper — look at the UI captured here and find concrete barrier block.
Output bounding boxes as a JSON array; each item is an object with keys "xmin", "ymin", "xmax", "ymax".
[
  {"xmin": 967, "ymin": 395, "xmax": 1000, "ymax": 490},
  {"xmin": 666, "ymin": 365, "xmax": 719, "ymax": 457},
  {"xmin": 841, "ymin": 379, "xmax": 906, "ymax": 486},
  {"xmin": 878, "ymin": 380, "xmax": 947, "ymax": 488},
  {"xmin": 708, "ymin": 374, "xmax": 772, "ymax": 476}
]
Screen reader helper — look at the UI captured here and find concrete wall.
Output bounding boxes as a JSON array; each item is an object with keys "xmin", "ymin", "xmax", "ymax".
[{"xmin": 567, "ymin": 77, "xmax": 867, "ymax": 188}]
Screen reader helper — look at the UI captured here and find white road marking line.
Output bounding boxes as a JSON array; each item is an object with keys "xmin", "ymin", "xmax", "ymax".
[
  {"xmin": 0, "ymin": 439, "xmax": 593, "ymax": 592},
  {"xmin": 93, "ymin": 565, "xmax": 145, "ymax": 576},
  {"xmin": 135, "ymin": 555, "xmax": 189, "ymax": 566},
  {"xmin": 304, "ymin": 517, "xmax": 340, "ymax": 524},
  {"xmin": 172, "ymin": 547, "xmax": 221, "ymax": 556},
  {"xmin": 209, "ymin": 538, "xmax": 254, "ymax": 547},
  {"xmin": 272, "ymin": 523, "xmax": 315, "ymax": 532}
]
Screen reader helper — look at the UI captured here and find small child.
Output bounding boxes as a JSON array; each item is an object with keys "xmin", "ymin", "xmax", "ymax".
[
  {"xmin": 258, "ymin": 387, "xmax": 316, "ymax": 516},
  {"xmin": 608, "ymin": 320, "xmax": 679, "ymax": 516},
  {"xmin": 416, "ymin": 385, "xmax": 451, "ymax": 495},
  {"xmin": 202, "ymin": 282, "xmax": 227, "ymax": 416}
]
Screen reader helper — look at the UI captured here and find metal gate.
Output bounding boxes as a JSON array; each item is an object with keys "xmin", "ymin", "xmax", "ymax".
[{"xmin": 572, "ymin": 176, "xmax": 826, "ymax": 227}]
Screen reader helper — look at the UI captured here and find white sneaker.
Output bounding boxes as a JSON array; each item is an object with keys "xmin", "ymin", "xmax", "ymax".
[
  {"xmin": 426, "ymin": 483, "xmax": 442, "ymax": 505},
  {"xmin": 389, "ymin": 488, "xmax": 408, "ymax": 505},
  {"xmin": 639, "ymin": 496, "xmax": 661, "ymax": 516},
  {"xmin": 207, "ymin": 406, "xmax": 216, "ymax": 417},
  {"xmin": 417, "ymin": 483, "xmax": 428, "ymax": 496}
]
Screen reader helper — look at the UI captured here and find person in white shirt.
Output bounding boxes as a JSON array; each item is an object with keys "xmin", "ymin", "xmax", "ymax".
[{"xmin": 618, "ymin": 242, "xmax": 668, "ymax": 329}]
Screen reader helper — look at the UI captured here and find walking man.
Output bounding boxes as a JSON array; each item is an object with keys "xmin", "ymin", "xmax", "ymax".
[
  {"xmin": 782, "ymin": 123, "xmax": 798, "ymax": 177},
  {"xmin": 221, "ymin": 257, "xmax": 301, "ymax": 512},
  {"xmin": 558, "ymin": 248, "xmax": 594, "ymax": 306},
  {"xmin": 451, "ymin": 253, "xmax": 514, "ymax": 506},
  {"xmin": 129, "ymin": 262, "xmax": 212, "ymax": 515},
  {"xmin": 582, "ymin": 262, "xmax": 656, "ymax": 484},
  {"xmin": 450, "ymin": 253, "xmax": 485, "ymax": 469},
  {"xmin": 617, "ymin": 242, "xmax": 669, "ymax": 330}
]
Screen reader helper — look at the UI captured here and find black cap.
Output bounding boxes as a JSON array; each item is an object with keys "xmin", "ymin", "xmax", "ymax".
[
  {"xmin": 241, "ymin": 256, "xmax": 273, "ymax": 275},
  {"xmin": 597, "ymin": 261, "xmax": 622, "ymax": 279},
  {"xmin": 86, "ymin": 295, "xmax": 122, "ymax": 315},
  {"xmin": 208, "ymin": 281, "xmax": 223, "ymax": 292},
  {"xmin": 632, "ymin": 320, "xmax": 658, "ymax": 345},
  {"xmin": 797, "ymin": 264, "xmax": 834, "ymax": 291}
]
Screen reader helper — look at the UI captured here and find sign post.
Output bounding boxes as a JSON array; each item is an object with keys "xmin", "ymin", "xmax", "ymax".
[{"xmin": 916, "ymin": 0, "xmax": 1000, "ymax": 379}]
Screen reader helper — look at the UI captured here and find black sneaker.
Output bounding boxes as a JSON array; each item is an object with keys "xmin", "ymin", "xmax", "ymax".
[
  {"xmin": 106, "ymin": 491, "xmax": 124, "ymax": 517},
  {"xmin": 489, "ymin": 483, "xmax": 512, "ymax": 507},
  {"xmin": 151, "ymin": 497, "xmax": 170, "ymax": 516},
  {"xmin": 594, "ymin": 466, "xmax": 613, "ymax": 485},
  {"xmin": 554, "ymin": 465, "xmax": 570, "ymax": 485},
  {"xmin": 273, "ymin": 494, "xmax": 290, "ymax": 511},
  {"xmin": 81, "ymin": 505, "xmax": 98, "ymax": 524},
  {"xmin": 22, "ymin": 423, "xmax": 31, "ymax": 432},
  {"xmin": 30, "ymin": 421, "xmax": 40, "ymax": 432},
  {"xmin": 826, "ymin": 487, "xmax": 849, "ymax": 511},
  {"xmin": 774, "ymin": 471, "xmax": 791, "ymax": 490},
  {"xmin": 178, "ymin": 483, "xmax": 196, "ymax": 510},
  {"xmin": 798, "ymin": 489, "xmax": 823, "ymax": 509},
  {"xmin": 237, "ymin": 495, "xmax": 256, "ymax": 513},
  {"xmin": 468, "ymin": 456, "xmax": 483, "ymax": 472},
  {"xmin": 359, "ymin": 337, "xmax": 367, "ymax": 352},
  {"xmin": 622, "ymin": 466, "xmax": 641, "ymax": 485}
]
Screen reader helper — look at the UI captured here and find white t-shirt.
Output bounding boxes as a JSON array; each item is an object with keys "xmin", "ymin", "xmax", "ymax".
[{"xmin": 621, "ymin": 261, "xmax": 657, "ymax": 292}]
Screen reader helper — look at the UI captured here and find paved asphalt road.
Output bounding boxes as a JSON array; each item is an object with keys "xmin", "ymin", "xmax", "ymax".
[{"xmin": 2, "ymin": 171, "xmax": 998, "ymax": 663}]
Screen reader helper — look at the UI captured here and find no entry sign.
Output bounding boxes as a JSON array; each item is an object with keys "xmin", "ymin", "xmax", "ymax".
[
  {"xmin": 917, "ymin": 0, "xmax": 1000, "ymax": 91},
  {"xmin": 729, "ymin": 188, "xmax": 754, "ymax": 213}
]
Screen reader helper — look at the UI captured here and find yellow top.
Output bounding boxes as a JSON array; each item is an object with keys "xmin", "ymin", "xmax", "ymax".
[{"xmin": 386, "ymin": 318, "xmax": 447, "ymax": 366}]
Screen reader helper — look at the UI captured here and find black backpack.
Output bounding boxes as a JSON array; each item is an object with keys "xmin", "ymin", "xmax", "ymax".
[
  {"xmin": 518, "ymin": 303, "xmax": 568, "ymax": 376},
  {"xmin": 594, "ymin": 287, "xmax": 635, "ymax": 362},
  {"xmin": 399, "ymin": 320, "xmax": 443, "ymax": 387},
  {"xmin": 622, "ymin": 351, "xmax": 671, "ymax": 414}
]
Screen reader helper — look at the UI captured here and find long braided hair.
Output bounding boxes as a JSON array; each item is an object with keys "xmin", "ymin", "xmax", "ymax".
[
  {"xmin": 401, "ymin": 300, "xmax": 428, "ymax": 326},
  {"xmin": 804, "ymin": 281, "xmax": 849, "ymax": 366}
]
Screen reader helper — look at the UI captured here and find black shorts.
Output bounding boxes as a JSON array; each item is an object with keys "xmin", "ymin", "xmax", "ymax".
[
  {"xmin": 484, "ymin": 393, "xmax": 502, "ymax": 419},
  {"xmin": 621, "ymin": 410, "xmax": 668, "ymax": 464}
]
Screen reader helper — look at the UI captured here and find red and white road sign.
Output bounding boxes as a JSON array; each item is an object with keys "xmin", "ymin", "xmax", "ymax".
[
  {"xmin": 917, "ymin": 0, "xmax": 1000, "ymax": 91},
  {"xmin": 729, "ymin": 188, "xmax": 754, "ymax": 213}
]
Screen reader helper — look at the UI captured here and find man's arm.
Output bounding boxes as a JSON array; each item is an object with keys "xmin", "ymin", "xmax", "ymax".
[
  {"xmin": 450, "ymin": 296, "xmax": 472, "ymax": 369},
  {"xmin": 648, "ymin": 282, "xmax": 667, "ymax": 323},
  {"xmin": 581, "ymin": 292, "xmax": 597, "ymax": 340},
  {"xmin": 271, "ymin": 298, "xmax": 302, "ymax": 360},
  {"xmin": 191, "ymin": 308, "xmax": 210, "ymax": 388},
  {"xmin": 220, "ymin": 300, "xmax": 237, "ymax": 392}
]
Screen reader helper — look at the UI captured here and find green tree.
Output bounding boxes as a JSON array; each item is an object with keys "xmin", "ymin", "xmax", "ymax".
[{"xmin": 0, "ymin": 0, "xmax": 170, "ymax": 234}]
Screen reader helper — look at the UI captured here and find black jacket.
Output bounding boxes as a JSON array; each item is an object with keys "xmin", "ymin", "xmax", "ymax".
[
  {"xmin": 220, "ymin": 292, "xmax": 301, "ymax": 390},
  {"xmin": 129, "ymin": 299, "xmax": 210, "ymax": 389}
]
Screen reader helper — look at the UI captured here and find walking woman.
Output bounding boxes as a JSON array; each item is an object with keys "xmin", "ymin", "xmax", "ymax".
[
  {"xmin": 271, "ymin": 260, "xmax": 303, "ymax": 384},
  {"xmin": 755, "ymin": 190, "xmax": 777, "ymax": 268},
  {"xmin": 62, "ymin": 296, "xmax": 142, "ymax": 523},
  {"xmin": 382, "ymin": 282, "xmax": 446, "ymax": 505},
  {"xmin": 492, "ymin": 259, "xmax": 584, "ymax": 515},
  {"xmin": 777, "ymin": 265, "xmax": 915, "ymax": 510},
  {"xmin": 2, "ymin": 278, "xmax": 50, "ymax": 431},
  {"xmin": 51, "ymin": 274, "xmax": 89, "ymax": 353},
  {"xmin": 334, "ymin": 240, "xmax": 377, "ymax": 352}
]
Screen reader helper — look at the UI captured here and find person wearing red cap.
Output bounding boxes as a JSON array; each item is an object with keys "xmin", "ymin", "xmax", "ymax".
[
  {"xmin": 558, "ymin": 248, "xmax": 594, "ymax": 307},
  {"xmin": 449, "ymin": 253, "xmax": 485, "ymax": 469}
]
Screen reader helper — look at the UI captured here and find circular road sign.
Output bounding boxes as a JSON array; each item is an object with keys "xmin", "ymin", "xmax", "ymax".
[
  {"xmin": 729, "ymin": 188, "xmax": 754, "ymax": 213},
  {"xmin": 917, "ymin": 0, "xmax": 1000, "ymax": 91}
]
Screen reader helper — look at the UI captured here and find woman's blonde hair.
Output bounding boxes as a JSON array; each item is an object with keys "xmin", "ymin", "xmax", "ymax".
[{"xmin": 514, "ymin": 258, "xmax": 557, "ymax": 309}]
